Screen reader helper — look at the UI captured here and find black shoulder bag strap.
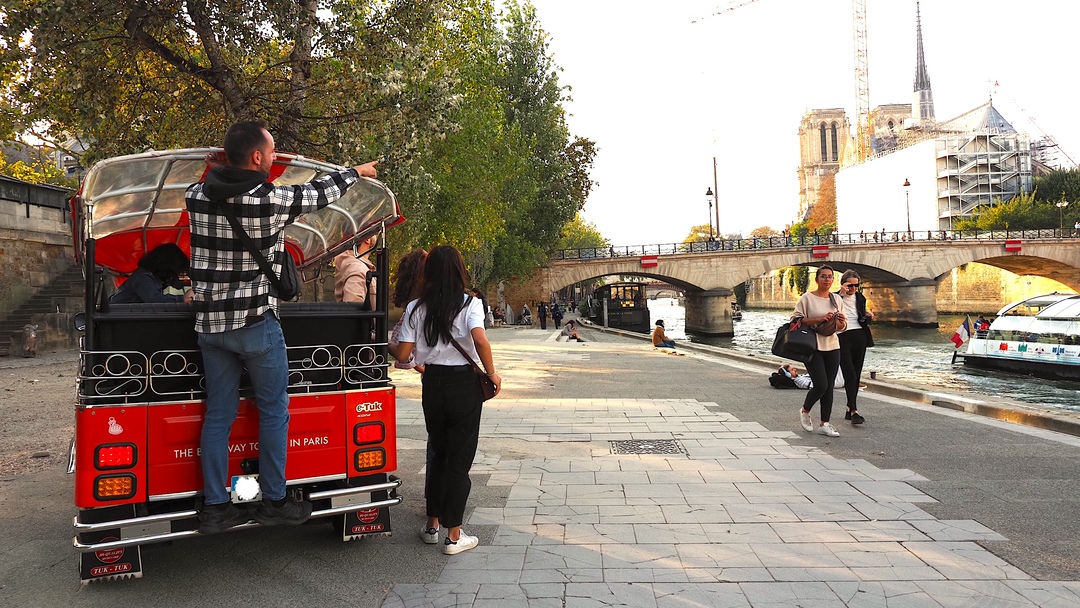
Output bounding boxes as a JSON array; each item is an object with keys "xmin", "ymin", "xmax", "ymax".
[{"xmin": 216, "ymin": 202, "xmax": 289, "ymax": 298}]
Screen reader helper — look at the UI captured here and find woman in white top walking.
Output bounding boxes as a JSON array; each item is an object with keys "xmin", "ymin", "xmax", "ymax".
[{"xmin": 397, "ymin": 246, "xmax": 501, "ymax": 555}]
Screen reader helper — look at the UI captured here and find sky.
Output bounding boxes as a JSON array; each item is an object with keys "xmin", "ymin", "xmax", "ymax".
[{"xmin": 524, "ymin": 0, "xmax": 1080, "ymax": 246}]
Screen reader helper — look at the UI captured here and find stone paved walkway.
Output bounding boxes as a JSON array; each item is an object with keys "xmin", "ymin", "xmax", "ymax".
[{"xmin": 383, "ymin": 396, "xmax": 1080, "ymax": 607}]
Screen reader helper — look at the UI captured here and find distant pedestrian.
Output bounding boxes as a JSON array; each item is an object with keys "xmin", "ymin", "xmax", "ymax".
[
  {"xmin": 1074, "ymin": 220, "xmax": 1079, "ymax": 237},
  {"xmin": 551, "ymin": 303, "xmax": 564, "ymax": 327},
  {"xmin": 537, "ymin": 301, "xmax": 549, "ymax": 330}
]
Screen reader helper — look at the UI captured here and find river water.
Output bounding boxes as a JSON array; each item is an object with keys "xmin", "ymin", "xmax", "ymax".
[{"xmin": 647, "ymin": 298, "xmax": 1080, "ymax": 412}]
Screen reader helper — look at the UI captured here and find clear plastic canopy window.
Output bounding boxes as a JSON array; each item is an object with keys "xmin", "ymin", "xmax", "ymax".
[{"xmin": 74, "ymin": 148, "xmax": 402, "ymax": 274}]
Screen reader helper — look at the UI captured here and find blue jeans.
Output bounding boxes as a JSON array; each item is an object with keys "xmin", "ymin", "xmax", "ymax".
[
  {"xmin": 198, "ymin": 311, "xmax": 290, "ymax": 505},
  {"xmin": 658, "ymin": 340, "xmax": 676, "ymax": 349}
]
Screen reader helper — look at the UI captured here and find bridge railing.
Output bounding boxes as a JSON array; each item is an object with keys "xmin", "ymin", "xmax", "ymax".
[{"xmin": 551, "ymin": 228, "xmax": 1080, "ymax": 261}]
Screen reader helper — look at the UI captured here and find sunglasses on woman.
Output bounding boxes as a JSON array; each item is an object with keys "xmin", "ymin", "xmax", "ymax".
[{"xmin": 844, "ymin": 282, "xmax": 859, "ymax": 289}]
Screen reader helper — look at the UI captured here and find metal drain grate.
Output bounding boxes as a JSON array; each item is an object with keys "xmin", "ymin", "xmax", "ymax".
[{"xmin": 610, "ymin": 439, "xmax": 684, "ymax": 455}]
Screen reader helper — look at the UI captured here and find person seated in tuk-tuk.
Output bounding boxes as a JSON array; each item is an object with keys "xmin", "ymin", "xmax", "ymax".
[
  {"xmin": 334, "ymin": 232, "xmax": 379, "ymax": 307},
  {"xmin": 110, "ymin": 243, "xmax": 194, "ymax": 304}
]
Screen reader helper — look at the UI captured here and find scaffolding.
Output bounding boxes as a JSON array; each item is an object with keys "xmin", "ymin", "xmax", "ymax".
[{"xmin": 935, "ymin": 132, "xmax": 1032, "ymax": 229}]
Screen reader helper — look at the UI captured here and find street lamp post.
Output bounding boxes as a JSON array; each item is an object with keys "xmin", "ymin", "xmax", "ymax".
[
  {"xmin": 1056, "ymin": 200, "xmax": 1070, "ymax": 235},
  {"xmin": 705, "ymin": 187, "xmax": 714, "ymax": 240},
  {"xmin": 903, "ymin": 178, "xmax": 911, "ymax": 235}
]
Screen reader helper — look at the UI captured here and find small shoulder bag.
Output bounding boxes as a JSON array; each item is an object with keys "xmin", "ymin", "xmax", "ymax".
[{"xmin": 449, "ymin": 338, "xmax": 498, "ymax": 401}]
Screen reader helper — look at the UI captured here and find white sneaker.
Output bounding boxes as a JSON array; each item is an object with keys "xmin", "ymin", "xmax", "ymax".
[
  {"xmin": 799, "ymin": 410, "xmax": 813, "ymax": 432},
  {"xmin": 420, "ymin": 526, "xmax": 439, "ymax": 545},
  {"xmin": 817, "ymin": 422, "xmax": 840, "ymax": 437},
  {"xmin": 443, "ymin": 532, "xmax": 479, "ymax": 555}
]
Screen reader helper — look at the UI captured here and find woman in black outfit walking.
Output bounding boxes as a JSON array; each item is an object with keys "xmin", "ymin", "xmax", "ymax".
[
  {"xmin": 836, "ymin": 269, "xmax": 874, "ymax": 424},
  {"xmin": 396, "ymin": 246, "xmax": 501, "ymax": 555}
]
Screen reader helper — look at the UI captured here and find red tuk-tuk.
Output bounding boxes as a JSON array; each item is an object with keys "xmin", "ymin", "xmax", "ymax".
[{"xmin": 69, "ymin": 148, "xmax": 404, "ymax": 583}]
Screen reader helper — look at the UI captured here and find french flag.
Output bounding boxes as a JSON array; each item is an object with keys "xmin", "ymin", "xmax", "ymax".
[{"xmin": 951, "ymin": 315, "xmax": 971, "ymax": 348}]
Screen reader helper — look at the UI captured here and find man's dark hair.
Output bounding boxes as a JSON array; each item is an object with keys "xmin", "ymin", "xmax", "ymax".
[{"xmin": 223, "ymin": 120, "xmax": 269, "ymax": 166}]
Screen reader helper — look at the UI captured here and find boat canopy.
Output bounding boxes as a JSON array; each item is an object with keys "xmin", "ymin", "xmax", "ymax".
[
  {"xmin": 72, "ymin": 148, "xmax": 402, "ymax": 275},
  {"xmin": 995, "ymin": 293, "xmax": 1078, "ymax": 317}
]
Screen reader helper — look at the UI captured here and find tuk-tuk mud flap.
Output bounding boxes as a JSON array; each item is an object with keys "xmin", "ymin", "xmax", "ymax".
[
  {"xmin": 78, "ymin": 505, "xmax": 144, "ymax": 584},
  {"xmin": 341, "ymin": 506, "xmax": 392, "ymax": 542}
]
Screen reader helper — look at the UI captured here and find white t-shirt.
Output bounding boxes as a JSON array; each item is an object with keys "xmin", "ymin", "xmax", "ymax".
[
  {"xmin": 840, "ymin": 293, "xmax": 862, "ymax": 332},
  {"xmin": 399, "ymin": 294, "xmax": 485, "ymax": 366}
]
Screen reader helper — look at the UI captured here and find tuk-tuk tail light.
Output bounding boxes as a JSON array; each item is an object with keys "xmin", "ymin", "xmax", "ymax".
[
  {"xmin": 354, "ymin": 448, "xmax": 386, "ymax": 472},
  {"xmin": 94, "ymin": 474, "xmax": 137, "ymax": 500},
  {"xmin": 354, "ymin": 422, "xmax": 385, "ymax": 446},
  {"xmin": 95, "ymin": 443, "xmax": 137, "ymax": 470}
]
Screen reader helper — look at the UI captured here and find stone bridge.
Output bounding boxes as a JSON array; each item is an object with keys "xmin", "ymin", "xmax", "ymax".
[{"xmin": 540, "ymin": 237, "xmax": 1080, "ymax": 335}]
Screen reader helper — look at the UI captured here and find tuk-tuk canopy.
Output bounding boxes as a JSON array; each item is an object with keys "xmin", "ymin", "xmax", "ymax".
[{"xmin": 72, "ymin": 148, "xmax": 402, "ymax": 275}]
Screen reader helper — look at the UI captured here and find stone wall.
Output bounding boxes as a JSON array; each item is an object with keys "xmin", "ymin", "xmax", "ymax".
[
  {"xmin": 745, "ymin": 262, "xmax": 1075, "ymax": 314},
  {"xmin": 0, "ymin": 199, "xmax": 76, "ymax": 319},
  {"xmin": 494, "ymin": 274, "xmax": 544, "ymax": 322}
]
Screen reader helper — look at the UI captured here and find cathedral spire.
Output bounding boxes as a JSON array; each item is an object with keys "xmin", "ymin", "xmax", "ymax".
[{"xmin": 912, "ymin": 1, "xmax": 935, "ymax": 124}]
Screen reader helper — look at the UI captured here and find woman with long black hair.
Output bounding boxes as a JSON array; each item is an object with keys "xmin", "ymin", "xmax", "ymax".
[
  {"xmin": 396, "ymin": 245, "xmax": 501, "ymax": 555},
  {"xmin": 792, "ymin": 265, "xmax": 847, "ymax": 437}
]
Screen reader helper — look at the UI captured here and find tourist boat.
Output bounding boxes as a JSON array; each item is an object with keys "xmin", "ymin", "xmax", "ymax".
[
  {"xmin": 731, "ymin": 302, "xmax": 743, "ymax": 321},
  {"xmin": 954, "ymin": 293, "xmax": 1080, "ymax": 381},
  {"xmin": 587, "ymin": 282, "xmax": 650, "ymax": 333}
]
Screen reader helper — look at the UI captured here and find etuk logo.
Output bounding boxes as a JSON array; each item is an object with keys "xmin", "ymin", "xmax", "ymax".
[{"xmin": 355, "ymin": 401, "xmax": 383, "ymax": 414}]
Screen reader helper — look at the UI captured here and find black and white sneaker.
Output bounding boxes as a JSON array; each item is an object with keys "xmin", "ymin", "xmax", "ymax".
[{"xmin": 442, "ymin": 532, "xmax": 478, "ymax": 555}]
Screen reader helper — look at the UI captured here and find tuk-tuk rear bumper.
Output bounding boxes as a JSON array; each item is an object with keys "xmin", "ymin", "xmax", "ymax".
[{"xmin": 73, "ymin": 478, "xmax": 402, "ymax": 552}]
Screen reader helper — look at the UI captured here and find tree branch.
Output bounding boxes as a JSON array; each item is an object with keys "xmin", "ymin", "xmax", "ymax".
[{"xmin": 123, "ymin": 3, "xmax": 250, "ymax": 119}]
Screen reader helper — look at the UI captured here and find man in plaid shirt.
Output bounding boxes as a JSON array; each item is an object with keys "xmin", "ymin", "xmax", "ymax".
[{"xmin": 186, "ymin": 121, "xmax": 378, "ymax": 534}]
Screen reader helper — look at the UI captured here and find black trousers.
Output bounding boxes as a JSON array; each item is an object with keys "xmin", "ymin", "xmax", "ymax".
[
  {"xmin": 421, "ymin": 365, "xmax": 483, "ymax": 529},
  {"xmin": 802, "ymin": 349, "xmax": 840, "ymax": 423},
  {"xmin": 838, "ymin": 329, "xmax": 868, "ymax": 411}
]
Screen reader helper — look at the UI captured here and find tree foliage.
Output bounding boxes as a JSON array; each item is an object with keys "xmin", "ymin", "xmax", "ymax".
[
  {"xmin": 682, "ymin": 224, "xmax": 714, "ymax": 243},
  {"xmin": 749, "ymin": 225, "xmax": 779, "ymax": 238},
  {"xmin": 807, "ymin": 173, "xmax": 837, "ymax": 230},
  {"xmin": 0, "ymin": 145, "xmax": 76, "ymax": 188},
  {"xmin": 953, "ymin": 192, "xmax": 1057, "ymax": 231},
  {"xmin": 1, "ymin": 0, "xmax": 596, "ymax": 287},
  {"xmin": 1033, "ymin": 169, "xmax": 1080, "ymax": 205},
  {"xmin": 555, "ymin": 213, "xmax": 608, "ymax": 250},
  {"xmin": 486, "ymin": 1, "xmax": 596, "ymax": 286}
]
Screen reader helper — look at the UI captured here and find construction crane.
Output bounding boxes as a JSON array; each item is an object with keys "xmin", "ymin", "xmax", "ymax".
[{"xmin": 695, "ymin": 0, "xmax": 873, "ymax": 162}]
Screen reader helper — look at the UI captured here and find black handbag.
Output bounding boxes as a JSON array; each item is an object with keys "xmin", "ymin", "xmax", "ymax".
[
  {"xmin": 771, "ymin": 320, "xmax": 816, "ymax": 362},
  {"xmin": 218, "ymin": 204, "xmax": 301, "ymax": 301},
  {"xmin": 450, "ymin": 338, "xmax": 498, "ymax": 401}
]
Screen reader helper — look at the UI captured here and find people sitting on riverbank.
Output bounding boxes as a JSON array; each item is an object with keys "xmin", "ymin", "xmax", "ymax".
[{"xmin": 652, "ymin": 320, "xmax": 676, "ymax": 349}]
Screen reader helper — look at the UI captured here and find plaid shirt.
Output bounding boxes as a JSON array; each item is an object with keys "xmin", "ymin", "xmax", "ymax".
[{"xmin": 185, "ymin": 168, "xmax": 360, "ymax": 333}]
